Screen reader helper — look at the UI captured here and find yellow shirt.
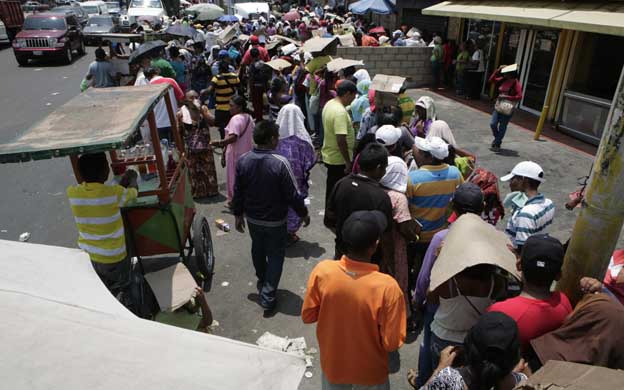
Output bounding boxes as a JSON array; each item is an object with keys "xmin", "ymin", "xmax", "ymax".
[
  {"xmin": 321, "ymin": 98, "xmax": 355, "ymax": 165},
  {"xmin": 211, "ymin": 73, "xmax": 240, "ymax": 111},
  {"xmin": 397, "ymin": 93, "xmax": 415, "ymax": 125},
  {"xmin": 67, "ymin": 182, "xmax": 138, "ymax": 264}
]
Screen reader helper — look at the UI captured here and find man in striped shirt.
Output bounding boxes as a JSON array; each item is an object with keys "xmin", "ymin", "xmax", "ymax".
[
  {"xmin": 203, "ymin": 60, "xmax": 240, "ymax": 139},
  {"xmin": 406, "ymin": 136, "xmax": 462, "ymax": 296},
  {"xmin": 67, "ymin": 153, "xmax": 138, "ymax": 291},
  {"xmin": 501, "ymin": 161, "xmax": 555, "ymax": 252}
]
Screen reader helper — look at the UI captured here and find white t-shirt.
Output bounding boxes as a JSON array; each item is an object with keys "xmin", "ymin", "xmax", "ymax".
[
  {"xmin": 472, "ymin": 49, "xmax": 485, "ymax": 72},
  {"xmin": 150, "ymin": 76, "xmax": 178, "ymax": 129}
]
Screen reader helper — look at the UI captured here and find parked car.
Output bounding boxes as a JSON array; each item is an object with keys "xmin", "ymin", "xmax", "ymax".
[
  {"xmin": 0, "ymin": 20, "xmax": 9, "ymax": 44},
  {"xmin": 105, "ymin": 1, "xmax": 121, "ymax": 16},
  {"xmin": 127, "ymin": 0, "xmax": 165, "ymax": 22},
  {"xmin": 54, "ymin": 5, "xmax": 88, "ymax": 26},
  {"xmin": 0, "ymin": 0, "xmax": 24, "ymax": 41},
  {"xmin": 22, "ymin": 1, "xmax": 49, "ymax": 12},
  {"xmin": 81, "ymin": 1, "xmax": 108, "ymax": 16},
  {"xmin": 12, "ymin": 12, "xmax": 85, "ymax": 66},
  {"xmin": 83, "ymin": 14, "xmax": 118, "ymax": 45}
]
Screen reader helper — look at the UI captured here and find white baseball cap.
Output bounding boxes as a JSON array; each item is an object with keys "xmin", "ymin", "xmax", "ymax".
[
  {"xmin": 414, "ymin": 136, "xmax": 449, "ymax": 160},
  {"xmin": 376, "ymin": 125, "xmax": 402, "ymax": 146},
  {"xmin": 500, "ymin": 161, "xmax": 545, "ymax": 182}
]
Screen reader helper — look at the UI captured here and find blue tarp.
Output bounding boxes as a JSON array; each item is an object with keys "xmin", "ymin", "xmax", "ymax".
[{"xmin": 348, "ymin": 0, "xmax": 396, "ymax": 15}]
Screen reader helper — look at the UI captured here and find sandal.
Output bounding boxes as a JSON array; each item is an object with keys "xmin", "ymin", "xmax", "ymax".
[{"xmin": 407, "ymin": 368, "xmax": 418, "ymax": 389}]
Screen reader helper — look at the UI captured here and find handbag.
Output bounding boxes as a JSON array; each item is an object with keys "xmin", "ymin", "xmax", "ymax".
[
  {"xmin": 494, "ymin": 80, "xmax": 518, "ymax": 116},
  {"xmin": 494, "ymin": 98, "xmax": 515, "ymax": 116}
]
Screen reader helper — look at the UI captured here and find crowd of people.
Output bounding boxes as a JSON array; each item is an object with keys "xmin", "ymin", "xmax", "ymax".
[{"xmin": 71, "ymin": 2, "xmax": 624, "ymax": 389}]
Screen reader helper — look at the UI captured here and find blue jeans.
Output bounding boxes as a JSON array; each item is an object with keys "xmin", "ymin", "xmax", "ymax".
[
  {"xmin": 416, "ymin": 303, "xmax": 438, "ymax": 387},
  {"xmin": 490, "ymin": 110, "xmax": 512, "ymax": 147},
  {"xmin": 248, "ymin": 222, "xmax": 287, "ymax": 309}
]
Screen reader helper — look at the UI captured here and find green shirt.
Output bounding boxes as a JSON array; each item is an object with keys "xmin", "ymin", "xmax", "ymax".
[
  {"xmin": 322, "ymin": 98, "xmax": 354, "ymax": 165},
  {"xmin": 456, "ymin": 51, "xmax": 470, "ymax": 73},
  {"xmin": 151, "ymin": 58, "xmax": 177, "ymax": 79}
]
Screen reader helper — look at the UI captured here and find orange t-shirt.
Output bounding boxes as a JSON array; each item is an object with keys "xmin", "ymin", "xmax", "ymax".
[{"xmin": 301, "ymin": 256, "xmax": 406, "ymax": 385}]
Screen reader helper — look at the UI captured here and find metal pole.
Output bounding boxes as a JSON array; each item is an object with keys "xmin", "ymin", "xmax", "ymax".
[
  {"xmin": 489, "ymin": 22, "xmax": 506, "ymax": 99},
  {"xmin": 557, "ymin": 64, "xmax": 624, "ymax": 305},
  {"xmin": 534, "ymin": 30, "xmax": 568, "ymax": 140}
]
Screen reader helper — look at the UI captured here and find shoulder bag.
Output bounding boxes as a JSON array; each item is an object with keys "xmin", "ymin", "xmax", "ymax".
[{"xmin": 494, "ymin": 80, "xmax": 518, "ymax": 116}]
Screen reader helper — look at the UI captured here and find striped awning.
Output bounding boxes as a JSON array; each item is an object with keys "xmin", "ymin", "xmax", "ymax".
[{"xmin": 423, "ymin": 1, "xmax": 624, "ymax": 37}]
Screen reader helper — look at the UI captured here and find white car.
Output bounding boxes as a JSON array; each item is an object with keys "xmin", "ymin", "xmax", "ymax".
[
  {"xmin": 0, "ymin": 21, "xmax": 9, "ymax": 44},
  {"xmin": 81, "ymin": 1, "xmax": 109, "ymax": 16},
  {"xmin": 127, "ymin": 0, "xmax": 165, "ymax": 21}
]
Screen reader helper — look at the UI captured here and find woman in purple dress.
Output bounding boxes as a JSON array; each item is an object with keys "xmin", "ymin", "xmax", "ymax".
[{"xmin": 275, "ymin": 104, "xmax": 316, "ymax": 245}]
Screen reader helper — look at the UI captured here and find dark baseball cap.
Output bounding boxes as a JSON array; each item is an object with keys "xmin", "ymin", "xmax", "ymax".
[
  {"xmin": 341, "ymin": 210, "xmax": 388, "ymax": 251},
  {"xmin": 453, "ymin": 182, "xmax": 484, "ymax": 213},
  {"xmin": 521, "ymin": 234, "xmax": 564, "ymax": 273},
  {"xmin": 466, "ymin": 311, "xmax": 519, "ymax": 355}
]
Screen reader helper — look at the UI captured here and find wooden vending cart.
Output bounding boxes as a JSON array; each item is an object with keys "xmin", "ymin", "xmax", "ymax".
[{"xmin": 0, "ymin": 84, "xmax": 215, "ymax": 293}]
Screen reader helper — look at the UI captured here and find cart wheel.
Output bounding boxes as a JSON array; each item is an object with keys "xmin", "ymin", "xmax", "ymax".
[{"xmin": 192, "ymin": 215, "xmax": 215, "ymax": 291}]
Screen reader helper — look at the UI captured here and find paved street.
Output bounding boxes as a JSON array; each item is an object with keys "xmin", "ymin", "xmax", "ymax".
[{"xmin": 0, "ymin": 44, "xmax": 605, "ymax": 389}]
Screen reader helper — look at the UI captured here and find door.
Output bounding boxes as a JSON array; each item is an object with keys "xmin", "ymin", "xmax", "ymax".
[{"xmin": 519, "ymin": 30, "xmax": 559, "ymax": 114}]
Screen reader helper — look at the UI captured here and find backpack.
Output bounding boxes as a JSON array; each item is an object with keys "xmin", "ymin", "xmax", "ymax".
[{"xmin": 251, "ymin": 61, "xmax": 273, "ymax": 85}]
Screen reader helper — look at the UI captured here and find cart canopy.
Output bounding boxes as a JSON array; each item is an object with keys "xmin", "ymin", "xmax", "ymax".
[
  {"xmin": 0, "ymin": 239, "xmax": 306, "ymax": 389},
  {"xmin": 0, "ymin": 85, "xmax": 170, "ymax": 163}
]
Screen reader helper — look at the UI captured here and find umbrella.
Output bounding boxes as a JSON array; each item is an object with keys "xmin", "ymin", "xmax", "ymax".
[
  {"xmin": 218, "ymin": 14, "xmax": 239, "ymax": 22},
  {"xmin": 429, "ymin": 213, "xmax": 521, "ymax": 292},
  {"xmin": 349, "ymin": 0, "xmax": 396, "ymax": 15},
  {"xmin": 164, "ymin": 24, "xmax": 199, "ymax": 38},
  {"xmin": 128, "ymin": 40, "xmax": 167, "ymax": 64},
  {"xmin": 326, "ymin": 58, "xmax": 364, "ymax": 73},
  {"xmin": 185, "ymin": 3, "xmax": 225, "ymax": 21},
  {"xmin": 282, "ymin": 10, "xmax": 300, "ymax": 22}
]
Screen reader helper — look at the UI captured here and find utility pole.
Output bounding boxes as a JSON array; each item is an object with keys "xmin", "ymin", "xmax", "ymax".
[{"xmin": 558, "ymin": 66, "xmax": 624, "ymax": 305}]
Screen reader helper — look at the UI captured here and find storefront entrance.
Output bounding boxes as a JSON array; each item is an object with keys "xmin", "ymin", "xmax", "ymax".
[{"xmin": 518, "ymin": 30, "xmax": 559, "ymax": 114}]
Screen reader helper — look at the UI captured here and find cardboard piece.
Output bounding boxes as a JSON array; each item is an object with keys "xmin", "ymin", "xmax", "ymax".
[
  {"xmin": 326, "ymin": 57, "xmax": 364, "ymax": 73},
  {"xmin": 429, "ymin": 213, "xmax": 520, "ymax": 292},
  {"xmin": 371, "ymin": 74, "xmax": 406, "ymax": 94},
  {"xmin": 274, "ymin": 34, "xmax": 301, "ymax": 46},
  {"xmin": 338, "ymin": 33, "xmax": 356, "ymax": 47},
  {"xmin": 514, "ymin": 360, "xmax": 624, "ymax": 390},
  {"xmin": 302, "ymin": 36, "xmax": 338, "ymax": 55},
  {"xmin": 265, "ymin": 39, "xmax": 281, "ymax": 51},
  {"xmin": 218, "ymin": 24, "xmax": 237, "ymax": 45},
  {"xmin": 144, "ymin": 263, "xmax": 197, "ymax": 312},
  {"xmin": 266, "ymin": 58, "xmax": 292, "ymax": 71}
]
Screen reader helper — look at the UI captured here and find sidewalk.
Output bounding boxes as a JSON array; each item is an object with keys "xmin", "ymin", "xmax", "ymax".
[
  {"xmin": 406, "ymin": 88, "xmax": 595, "ymax": 248},
  {"xmin": 432, "ymin": 87, "xmax": 598, "ymax": 156}
]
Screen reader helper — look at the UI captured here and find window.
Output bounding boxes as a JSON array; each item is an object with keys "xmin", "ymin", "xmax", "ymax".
[
  {"xmin": 23, "ymin": 17, "xmax": 67, "ymax": 30},
  {"xmin": 566, "ymin": 32, "xmax": 624, "ymax": 100},
  {"xmin": 129, "ymin": 0, "xmax": 162, "ymax": 8}
]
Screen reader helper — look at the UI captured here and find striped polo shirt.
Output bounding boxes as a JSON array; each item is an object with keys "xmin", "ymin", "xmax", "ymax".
[
  {"xmin": 505, "ymin": 194, "xmax": 555, "ymax": 249},
  {"xmin": 407, "ymin": 164, "xmax": 463, "ymax": 242},
  {"xmin": 67, "ymin": 182, "xmax": 138, "ymax": 264},
  {"xmin": 211, "ymin": 73, "xmax": 240, "ymax": 111}
]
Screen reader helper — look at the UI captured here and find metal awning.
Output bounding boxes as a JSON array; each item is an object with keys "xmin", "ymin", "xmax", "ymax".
[{"xmin": 423, "ymin": 1, "xmax": 624, "ymax": 37}]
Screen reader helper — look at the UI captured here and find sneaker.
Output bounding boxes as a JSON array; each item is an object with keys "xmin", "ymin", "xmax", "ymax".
[{"xmin": 490, "ymin": 145, "xmax": 501, "ymax": 153}]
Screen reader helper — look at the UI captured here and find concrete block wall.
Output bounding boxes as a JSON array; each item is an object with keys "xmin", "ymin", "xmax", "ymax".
[{"xmin": 335, "ymin": 46, "xmax": 433, "ymax": 87}]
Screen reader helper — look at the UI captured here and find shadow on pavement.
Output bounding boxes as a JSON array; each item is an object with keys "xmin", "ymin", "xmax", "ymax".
[
  {"xmin": 247, "ymin": 288, "xmax": 303, "ymax": 317},
  {"xmin": 286, "ymin": 239, "xmax": 326, "ymax": 259},
  {"xmin": 495, "ymin": 148, "xmax": 519, "ymax": 157},
  {"xmin": 194, "ymin": 193, "xmax": 227, "ymax": 205}
]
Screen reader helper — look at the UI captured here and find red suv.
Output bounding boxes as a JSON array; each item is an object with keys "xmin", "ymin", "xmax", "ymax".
[{"xmin": 12, "ymin": 12, "xmax": 85, "ymax": 66}]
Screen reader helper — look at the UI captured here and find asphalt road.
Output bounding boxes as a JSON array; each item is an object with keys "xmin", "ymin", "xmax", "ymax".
[{"xmin": 0, "ymin": 44, "xmax": 93, "ymax": 246}]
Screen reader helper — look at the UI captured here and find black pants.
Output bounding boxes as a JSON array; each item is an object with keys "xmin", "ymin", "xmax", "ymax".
[
  {"xmin": 466, "ymin": 71, "xmax": 484, "ymax": 99},
  {"xmin": 248, "ymin": 222, "xmax": 287, "ymax": 310},
  {"xmin": 157, "ymin": 126, "xmax": 172, "ymax": 143},
  {"xmin": 214, "ymin": 109, "xmax": 231, "ymax": 140},
  {"xmin": 407, "ymin": 241, "xmax": 431, "ymax": 308},
  {"xmin": 91, "ymin": 257, "xmax": 130, "ymax": 294},
  {"xmin": 325, "ymin": 163, "xmax": 346, "ymax": 204}
]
